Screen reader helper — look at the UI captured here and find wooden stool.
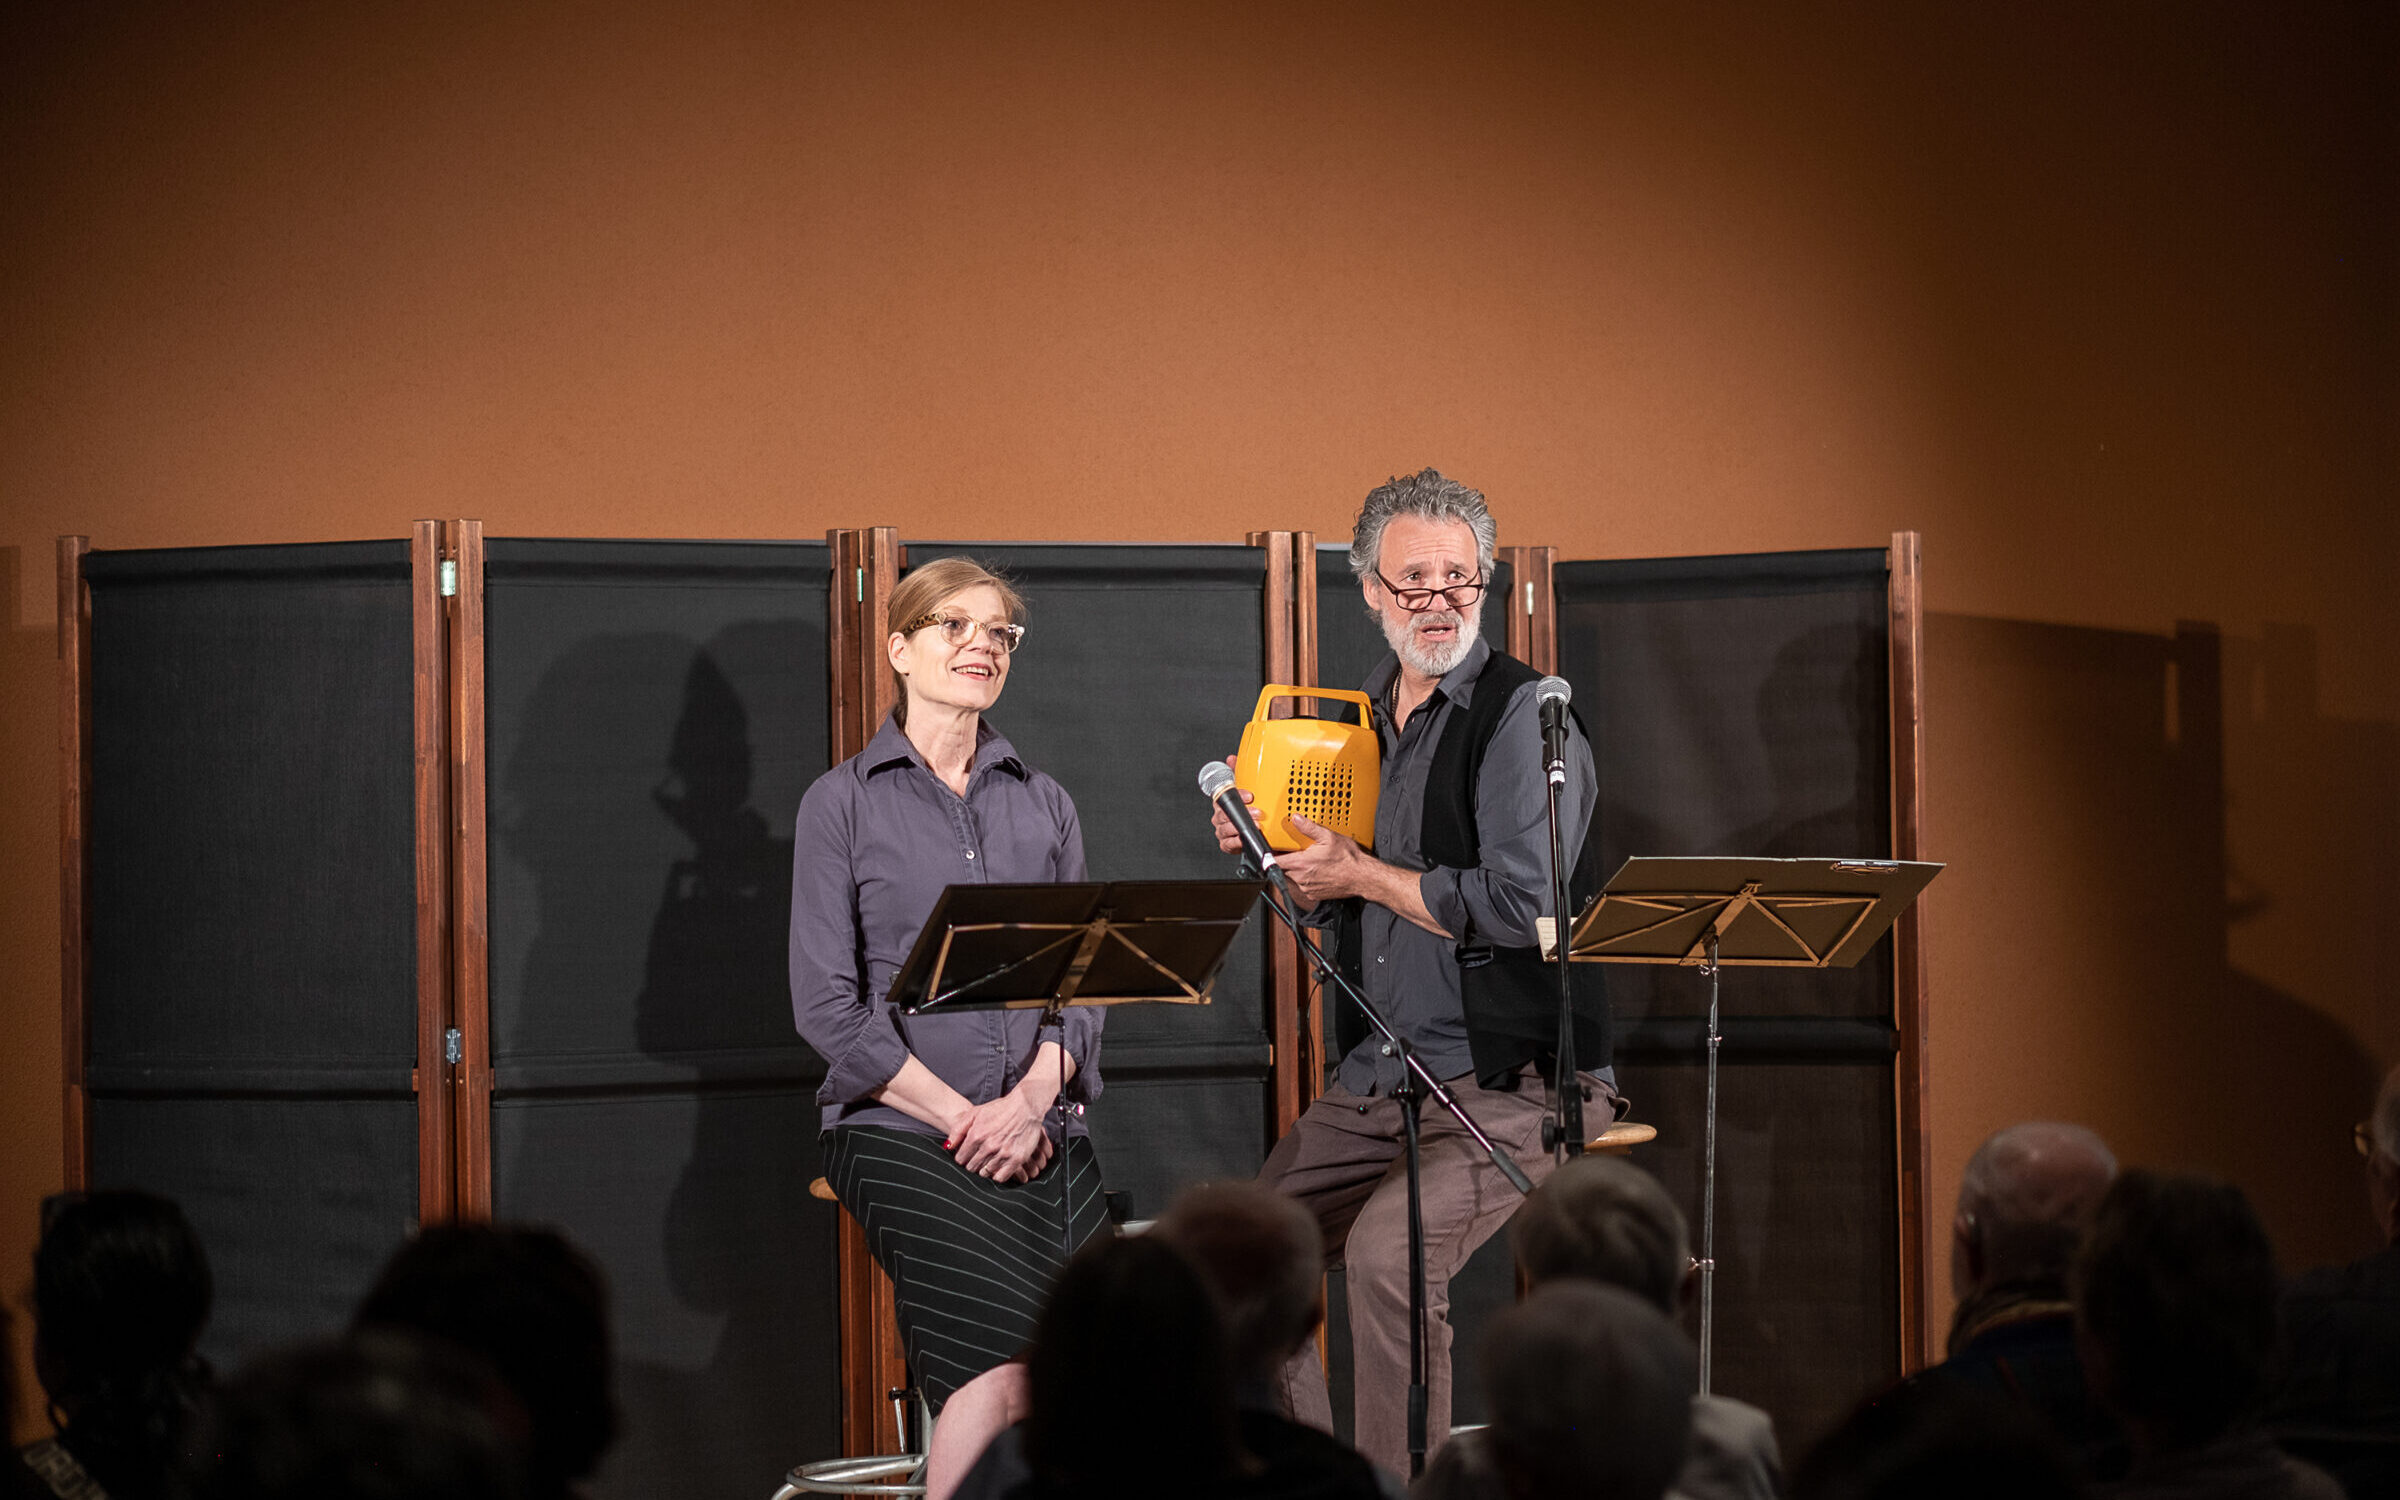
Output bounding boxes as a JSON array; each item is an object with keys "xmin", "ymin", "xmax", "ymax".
[
  {"xmin": 782, "ymin": 1178, "xmax": 925, "ymax": 1498},
  {"xmin": 1587, "ymin": 1120, "xmax": 1657, "ymax": 1156}
]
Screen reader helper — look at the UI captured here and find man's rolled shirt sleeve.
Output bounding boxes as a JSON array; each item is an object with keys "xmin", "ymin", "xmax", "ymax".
[
  {"xmin": 1423, "ymin": 682, "xmax": 1596, "ymax": 948},
  {"xmin": 789, "ymin": 776, "xmax": 913, "ymax": 1107}
]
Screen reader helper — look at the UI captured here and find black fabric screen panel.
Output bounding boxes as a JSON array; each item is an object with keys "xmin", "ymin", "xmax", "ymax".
[
  {"xmin": 1080, "ymin": 1076, "xmax": 1273, "ymax": 1224},
  {"xmin": 901, "ymin": 544, "xmax": 1275, "ymax": 1211},
  {"xmin": 1614, "ymin": 1057, "xmax": 1902, "ymax": 1454},
  {"xmin": 83, "ymin": 543, "xmax": 417, "ymax": 1068},
  {"xmin": 1556, "ymin": 549, "xmax": 1894, "ymax": 1022},
  {"xmin": 482, "ymin": 540, "xmax": 832, "ymax": 1072},
  {"xmin": 1311, "ymin": 544, "xmax": 1513, "ymax": 726},
  {"xmin": 491, "ymin": 1091, "xmax": 837, "ymax": 1500},
  {"xmin": 91, "ymin": 1097, "xmax": 419, "ymax": 1369},
  {"xmin": 480, "ymin": 541, "xmax": 838, "ymax": 1500}
]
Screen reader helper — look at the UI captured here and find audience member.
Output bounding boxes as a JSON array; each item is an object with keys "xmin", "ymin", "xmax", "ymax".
[
  {"xmin": 2263, "ymin": 1063, "xmax": 2400, "ymax": 1498},
  {"xmin": 1912, "ymin": 1121, "xmax": 2127, "ymax": 1480},
  {"xmin": 1414, "ymin": 1154, "xmax": 1777, "ymax": 1500},
  {"xmin": 2075, "ymin": 1170, "xmax": 2340, "ymax": 1500},
  {"xmin": 1015, "ymin": 1234, "xmax": 1242, "ymax": 1499},
  {"xmin": 1792, "ymin": 1378, "xmax": 2086, "ymax": 1500},
  {"xmin": 176, "ymin": 1329, "xmax": 528, "ymax": 1500},
  {"xmin": 12, "ymin": 1191, "xmax": 212, "ymax": 1500},
  {"xmin": 1416, "ymin": 1283, "xmax": 1693, "ymax": 1500},
  {"xmin": 942, "ymin": 1185, "xmax": 1387, "ymax": 1500},
  {"xmin": 351, "ymin": 1223, "xmax": 617, "ymax": 1500}
]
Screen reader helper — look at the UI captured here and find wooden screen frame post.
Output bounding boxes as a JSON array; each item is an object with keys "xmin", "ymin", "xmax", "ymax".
[
  {"xmin": 58, "ymin": 536, "xmax": 93, "ymax": 1191},
  {"xmin": 827, "ymin": 527, "xmax": 909, "ymax": 1459},
  {"xmin": 1247, "ymin": 532, "xmax": 1311, "ymax": 1139},
  {"xmin": 1886, "ymin": 530, "xmax": 1932, "ymax": 1370},
  {"xmin": 411, "ymin": 522, "xmax": 458, "ymax": 1226},
  {"xmin": 1497, "ymin": 545, "xmax": 1558, "ymax": 676},
  {"xmin": 444, "ymin": 521, "xmax": 495, "ymax": 1221}
]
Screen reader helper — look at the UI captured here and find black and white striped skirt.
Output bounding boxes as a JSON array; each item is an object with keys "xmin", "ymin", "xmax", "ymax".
[{"xmin": 821, "ymin": 1126, "xmax": 1111, "ymax": 1410}]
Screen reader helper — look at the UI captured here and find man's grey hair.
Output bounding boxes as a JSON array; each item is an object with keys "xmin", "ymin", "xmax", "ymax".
[
  {"xmin": 2373, "ymin": 1064, "xmax": 2400, "ymax": 1163},
  {"xmin": 1347, "ymin": 468, "xmax": 1499, "ymax": 582},
  {"xmin": 1957, "ymin": 1121, "xmax": 2117, "ymax": 1287},
  {"xmin": 1483, "ymin": 1282, "xmax": 1695, "ymax": 1500},
  {"xmin": 1507, "ymin": 1156, "xmax": 1689, "ymax": 1314},
  {"xmin": 1151, "ymin": 1181, "xmax": 1323, "ymax": 1379}
]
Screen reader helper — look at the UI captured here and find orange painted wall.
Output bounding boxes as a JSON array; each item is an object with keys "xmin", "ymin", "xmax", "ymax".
[{"xmin": 3, "ymin": 0, "xmax": 2393, "ymax": 1438}]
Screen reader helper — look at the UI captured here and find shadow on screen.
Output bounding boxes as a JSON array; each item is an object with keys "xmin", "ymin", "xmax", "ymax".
[{"xmin": 496, "ymin": 613, "xmax": 834, "ymax": 1500}]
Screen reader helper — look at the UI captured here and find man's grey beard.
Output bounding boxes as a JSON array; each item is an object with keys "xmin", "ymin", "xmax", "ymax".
[{"xmin": 1378, "ymin": 598, "xmax": 1483, "ymax": 678}]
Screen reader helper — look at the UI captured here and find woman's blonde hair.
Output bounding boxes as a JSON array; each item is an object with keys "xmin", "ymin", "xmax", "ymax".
[{"xmin": 886, "ymin": 556, "xmax": 1027, "ymax": 720}]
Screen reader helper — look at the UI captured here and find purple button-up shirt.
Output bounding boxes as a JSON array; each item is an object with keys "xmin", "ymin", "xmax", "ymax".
[{"xmin": 789, "ymin": 713, "xmax": 1103, "ymax": 1138}]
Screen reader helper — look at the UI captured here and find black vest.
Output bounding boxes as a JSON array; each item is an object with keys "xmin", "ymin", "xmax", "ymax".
[{"xmin": 1333, "ymin": 649, "xmax": 1613, "ymax": 1089}]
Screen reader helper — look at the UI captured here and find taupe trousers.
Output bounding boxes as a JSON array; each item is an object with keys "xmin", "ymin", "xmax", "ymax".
[{"xmin": 1260, "ymin": 1062, "xmax": 1622, "ymax": 1476}]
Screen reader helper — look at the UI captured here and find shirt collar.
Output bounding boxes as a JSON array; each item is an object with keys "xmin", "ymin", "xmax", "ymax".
[
  {"xmin": 1365, "ymin": 633, "xmax": 1493, "ymax": 718},
  {"xmin": 860, "ymin": 711, "xmax": 1029, "ymax": 781}
]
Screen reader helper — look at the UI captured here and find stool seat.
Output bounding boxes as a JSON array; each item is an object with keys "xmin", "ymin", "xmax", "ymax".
[
  {"xmin": 1587, "ymin": 1120, "xmax": 1657, "ymax": 1155},
  {"xmin": 810, "ymin": 1176, "xmax": 838, "ymax": 1202}
]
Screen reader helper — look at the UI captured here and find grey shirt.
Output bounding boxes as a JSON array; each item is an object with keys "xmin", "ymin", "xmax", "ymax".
[
  {"xmin": 788, "ymin": 713, "xmax": 1103, "ymax": 1137},
  {"xmin": 1329, "ymin": 636, "xmax": 1597, "ymax": 1095}
]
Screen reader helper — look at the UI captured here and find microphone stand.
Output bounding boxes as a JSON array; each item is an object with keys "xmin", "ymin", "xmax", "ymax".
[
  {"xmin": 1243, "ymin": 861, "xmax": 1533, "ymax": 1478},
  {"xmin": 1539, "ymin": 732, "xmax": 1585, "ymax": 1160}
]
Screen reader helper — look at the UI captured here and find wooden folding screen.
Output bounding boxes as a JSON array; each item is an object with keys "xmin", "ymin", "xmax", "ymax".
[
  {"xmin": 58, "ymin": 535, "xmax": 432, "ymax": 1364},
  {"xmin": 1549, "ymin": 535, "xmax": 1928, "ymax": 1448},
  {"xmin": 61, "ymin": 523, "xmax": 1925, "ymax": 1480},
  {"xmin": 460, "ymin": 534, "xmax": 843, "ymax": 1496}
]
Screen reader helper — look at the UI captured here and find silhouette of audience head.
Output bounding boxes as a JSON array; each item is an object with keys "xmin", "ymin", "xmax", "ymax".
[
  {"xmin": 179, "ymin": 1329, "xmax": 529, "ymax": 1500},
  {"xmin": 1793, "ymin": 1379, "xmax": 2083, "ymax": 1500},
  {"xmin": 1022, "ymin": 1234, "xmax": 1238, "ymax": 1498},
  {"xmin": 1952, "ymin": 1122, "xmax": 2117, "ymax": 1308},
  {"xmin": 1480, "ymin": 1282, "xmax": 1694, "ymax": 1500},
  {"xmin": 2365, "ymin": 1064, "xmax": 2400, "ymax": 1243},
  {"xmin": 1507, "ymin": 1154, "xmax": 1688, "ymax": 1311},
  {"xmin": 1151, "ymin": 1181, "xmax": 1324, "ymax": 1379},
  {"xmin": 31, "ymin": 1188, "xmax": 214, "ymax": 1500},
  {"xmin": 352, "ymin": 1223, "xmax": 617, "ymax": 1497},
  {"xmin": 2073, "ymin": 1168, "xmax": 2279, "ymax": 1454}
]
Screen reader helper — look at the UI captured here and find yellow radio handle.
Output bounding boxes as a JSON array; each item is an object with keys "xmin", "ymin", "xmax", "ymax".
[{"xmin": 1250, "ymin": 684, "xmax": 1376, "ymax": 723}]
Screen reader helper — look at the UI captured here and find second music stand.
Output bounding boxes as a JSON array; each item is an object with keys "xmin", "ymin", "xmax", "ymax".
[{"xmin": 1568, "ymin": 855, "xmax": 1941, "ymax": 1391}]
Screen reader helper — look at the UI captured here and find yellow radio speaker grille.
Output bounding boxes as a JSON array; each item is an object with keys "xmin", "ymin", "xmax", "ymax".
[{"xmin": 1232, "ymin": 685, "xmax": 1381, "ymax": 853}]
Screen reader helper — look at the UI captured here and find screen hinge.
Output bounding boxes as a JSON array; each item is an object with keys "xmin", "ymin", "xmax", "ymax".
[
  {"xmin": 439, "ymin": 559, "xmax": 459, "ymax": 598},
  {"xmin": 856, "ymin": 566, "xmax": 865, "ymax": 602},
  {"xmin": 444, "ymin": 1027, "xmax": 463, "ymax": 1065},
  {"xmin": 1524, "ymin": 580, "xmax": 1534, "ymax": 616}
]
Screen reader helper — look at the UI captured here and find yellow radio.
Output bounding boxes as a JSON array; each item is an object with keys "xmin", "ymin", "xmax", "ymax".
[{"xmin": 1232, "ymin": 685, "xmax": 1381, "ymax": 852}]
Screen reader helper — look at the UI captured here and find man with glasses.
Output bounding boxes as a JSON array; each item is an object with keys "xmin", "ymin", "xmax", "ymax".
[{"xmin": 1211, "ymin": 468, "xmax": 1616, "ymax": 1478}]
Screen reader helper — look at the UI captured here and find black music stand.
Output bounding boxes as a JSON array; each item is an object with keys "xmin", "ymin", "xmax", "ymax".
[
  {"xmin": 892, "ymin": 879, "xmax": 1264, "ymax": 1022},
  {"xmin": 891, "ymin": 879, "xmax": 1265, "ymax": 1260},
  {"xmin": 1566, "ymin": 855, "xmax": 1941, "ymax": 1391}
]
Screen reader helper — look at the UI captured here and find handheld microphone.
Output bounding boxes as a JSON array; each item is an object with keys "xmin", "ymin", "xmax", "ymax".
[
  {"xmin": 1199, "ymin": 761, "xmax": 1294, "ymax": 900},
  {"xmin": 1536, "ymin": 676, "xmax": 1572, "ymax": 787}
]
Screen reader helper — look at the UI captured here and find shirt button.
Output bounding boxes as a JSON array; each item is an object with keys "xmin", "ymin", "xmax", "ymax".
[
  {"xmin": 965, "ymin": 851, "xmax": 977, "ymax": 860},
  {"xmin": 1376, "ymin": 955, "xmax": 1385, "ymax": 964}
]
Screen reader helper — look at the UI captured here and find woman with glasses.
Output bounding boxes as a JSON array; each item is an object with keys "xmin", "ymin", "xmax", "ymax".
[{"xmin": 788, "ymin": 555, "xmax": 1110, "ymax": 1414}]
